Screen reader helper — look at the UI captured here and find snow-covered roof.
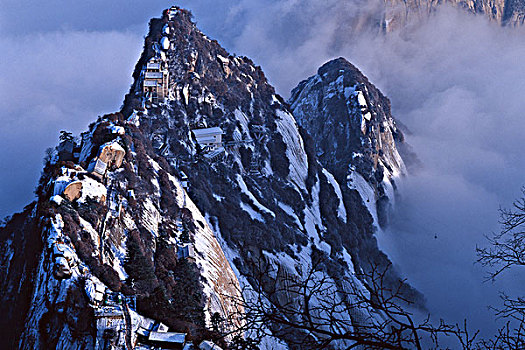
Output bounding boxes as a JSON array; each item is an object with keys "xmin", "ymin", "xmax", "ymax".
[
  {"xmin": 78, "ymin": 177, "xmax": 107, "ymax": 204},
  {"xmin": 192, "ymin": 127, "xmax": 223, "ymax": 137},
  {"xmin": 145, "ymin": 72, "xmax": 163, "ymax": 79},
  {"xmin": 85, "ymin": 276, "xmax": 105, "ymax": 304},
  {"xmin": 148, "ymin": 331, "xmax": 185, "ymax": 343},
  {"xmin": 144, "ymin": 80, "xmax": 157, "ymax": 87},
  {"xmin": 199, "ymin": 340, "xmax": 223, "ymax": 350},
  {"xmin": 93, "ymin": 158, "xmax": 107, "ymax": 175},
  {"xmin": 195, "ymin": 136, "xmax": 217, "ymax": 144},
  {"xmin": 146, "ymin": 61, "xmax": 161, "ymax": 69}
]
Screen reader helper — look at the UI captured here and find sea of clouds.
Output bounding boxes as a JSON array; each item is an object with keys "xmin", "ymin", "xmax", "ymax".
[{"xmin": 2, "ymin": 0, "xmax": 525, "ymax": 339}]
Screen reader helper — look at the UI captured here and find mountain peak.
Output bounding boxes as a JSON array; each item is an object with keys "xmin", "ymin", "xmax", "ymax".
[
  {"xmin": 290, "ymin": 56, "xmax": 406, "ymax": 227},
  {"xmin": 318, "ymin": 57, "xmax": 358, "ymax": 75},
  {"xmin": 0, "ymin": 7, "xmax": 422, "ymax": 349}
]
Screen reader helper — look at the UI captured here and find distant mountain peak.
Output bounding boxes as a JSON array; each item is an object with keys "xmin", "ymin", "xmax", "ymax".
[
  {"xmin": 383, "ymin": 0, "xmax": 525, "ymax": 30},
  {"xmin": 290, "ymin": 56, "xmax": 406, "ymax": 227}
]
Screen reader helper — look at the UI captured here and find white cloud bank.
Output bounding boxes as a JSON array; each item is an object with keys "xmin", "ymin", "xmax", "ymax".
[
  {"xmin": 0, "ymin": 30, "xmax": 142, "ymax": 216},
  {"xmin": 183, "ymin": 1, "xmax": 525, "ymax": 336}
]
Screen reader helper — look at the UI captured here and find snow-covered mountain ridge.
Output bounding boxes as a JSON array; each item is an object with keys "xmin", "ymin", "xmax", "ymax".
[
  {"xmin": 290, "ymin": 58, "xmax": 407, "ymax": 227},
  {"xmin": 0, "ymin": 6, "xmax": 421, "ymax": 349}
]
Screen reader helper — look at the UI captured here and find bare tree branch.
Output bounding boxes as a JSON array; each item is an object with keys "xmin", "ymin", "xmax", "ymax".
[
  {"xmin": 477, "ymin": 187, "xmax": 525, "ymax": 281},
  {"xmin": 221, "ymin": 259, "xmax": 476, "ymax": 349}
]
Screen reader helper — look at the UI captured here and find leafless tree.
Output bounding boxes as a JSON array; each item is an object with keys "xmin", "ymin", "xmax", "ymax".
[
  {"xmin": 476, "ymin": 321, "xmax": 525, "ymax": 350},
  {"xmin": 477, "ymin": 187, "xmax": 525, "ymax": 281},
  {"xmin": 216, "ymin": 189, "xmax": 525, "ymax": 349},
  {"xmin": 222, "ymin": 258, "xmax": 477, "ymax": 349},
  {"xmin": 475, "ymin": 187, "xmax": 525, "ymax": 349}
]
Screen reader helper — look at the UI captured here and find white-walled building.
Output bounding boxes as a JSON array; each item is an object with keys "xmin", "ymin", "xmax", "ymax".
[
  {"xmin": 192, "ymin": 127, "xmax": 223, "ymax": 150},
  {"xmin": 141, "ymin": 57, "xmax": 169, "ymax": 103}
]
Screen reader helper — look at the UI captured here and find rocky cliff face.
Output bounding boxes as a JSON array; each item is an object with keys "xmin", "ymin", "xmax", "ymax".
[
  {"xmin": 382, "ymin": 0, "xmax": 525, "ymax": 30},
  {"xmin": 290, "ymin": 58, "xmax": 406, "ymax": 227},
  {"xmin": 1, "ymin": 106, "xmax": 241, "ymax": 349},
  {"xmin": 0, "ymin": 7, "xmax": 421, "ymax": 349}
]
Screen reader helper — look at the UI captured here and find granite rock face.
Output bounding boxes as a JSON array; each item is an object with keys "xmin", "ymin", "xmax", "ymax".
[
  {"xmin": 0, "ymin": 7, "xmax": 423, "ymax": 349},
  {"xmin": 382, "ymin": 0, "xmax": 525, "ymax": 31},
  {"xmin": 290, "ymin": 58, "xmax": 406, "ymax": 227}
]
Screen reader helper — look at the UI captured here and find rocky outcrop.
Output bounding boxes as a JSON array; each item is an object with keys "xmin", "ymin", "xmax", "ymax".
[
  {"xmin": 0, "ymin": 105, "xmax": 242, "ymax": 349},
  {"xmin": 382, "ymin": 0, "xmax": 525, "ymax": 30},
  {"xmin": 290, "ymin": 58, "xmax": 406, "ymax": 227},
  {"xmin": 0, "ymin": 205, "xmax": 41, "ymax": 349}
]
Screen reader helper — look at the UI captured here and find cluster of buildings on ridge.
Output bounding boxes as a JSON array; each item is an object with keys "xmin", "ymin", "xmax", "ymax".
[
  {"xmin": 136, "ymin": 6, "xmax": 227, "ymax": 161},
  {"xmin": 89, "ymin": 283, "xmax": 222, "ymax": 350},
  {"xmin": 39, "ymin": 6, "xmax": 267, "ymax": 350}
]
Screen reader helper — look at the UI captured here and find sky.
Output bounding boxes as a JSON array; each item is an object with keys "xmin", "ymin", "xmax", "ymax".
[
  {"xmin": 2, "ymin": 0, "xmax": 525, "ymax": 341},
  {"xmin": 0, "ymin": 0, "xmax": 172, "ymax": 217}
]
